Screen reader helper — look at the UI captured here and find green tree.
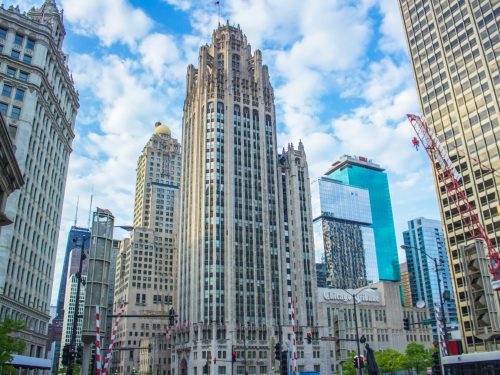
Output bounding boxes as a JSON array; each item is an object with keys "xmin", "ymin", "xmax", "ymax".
[
  {"xmin": 0, "ymin": 319, "xmax": 26, "ymax": 374},
  {"xmin": 374, "ymin": 348, "xmax": 403, "ymax": 375},
  {"xmin": 401, "ymin": 342, "xmax": 432, "ymax": 375}
]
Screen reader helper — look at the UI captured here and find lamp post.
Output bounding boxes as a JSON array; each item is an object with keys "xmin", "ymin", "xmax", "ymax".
[
  {"xmin": 67, "ymin": 235, "xmax": 88, "ymax": 375},
  {"xmin": 341, "ymin": 285, "xmax": 375, "ymax": 375},
  {"xmin": 401, "ymin": 244, "xmax": 450, "ymax": 354}
]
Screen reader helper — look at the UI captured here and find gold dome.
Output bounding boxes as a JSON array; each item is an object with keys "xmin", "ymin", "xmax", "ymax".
[{"xmin": 153, "ymin": 122, "xmax": 171, "ymax": 136}]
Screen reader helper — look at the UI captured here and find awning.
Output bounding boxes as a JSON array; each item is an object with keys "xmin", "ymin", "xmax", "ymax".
[{"xmin": 6, "ymin": 354, "xmax": 52, "ymax": 369}]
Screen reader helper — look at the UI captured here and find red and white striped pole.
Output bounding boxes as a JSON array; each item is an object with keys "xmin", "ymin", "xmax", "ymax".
[
  {"xmin": 434, "ymin": 303, "xmax": 448, "ymax": 356},
  {"xmin": 102, "ymin": 302, "xmax": 126, "ymax": 375},
  {"xmin": 95, "ymin": 306, "xmax": 102, "ymax": 375}
]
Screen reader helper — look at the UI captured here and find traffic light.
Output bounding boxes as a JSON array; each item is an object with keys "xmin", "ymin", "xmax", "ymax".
[
  {"xmin": 203, "ymin": 364, "xmax": 208, "ymax": 374},
  {"xmin": 403, "ymin": 317, "xmax": 410, "ymax": 331},
  {"xmin": 353, "ymin": 356, "xmax": 365, "ymax": 369},
  {"xmin": 232, "ymin": 351, "xmax": 237, "ymax": 362},
  {"xmin": 61, "ymin": 345, "xmax": 71, "ymax": 366},
  {"xmin": 359, "ymin": 357, "xmax": 365, "ymax": 368},
  {"xmin": 213, "ymin": 357, "xmax": 217, "ymax": 364},
  {"xmin": 275, "ymin": 343, "xmax": 281, "ymax": 360},
  {"xmin": 432, "ymin": 351, "xmax": 441, "ymax": 374},
  {"xmin": 306, "ymin": 332, "xmax": 312, "ymax": 344}
]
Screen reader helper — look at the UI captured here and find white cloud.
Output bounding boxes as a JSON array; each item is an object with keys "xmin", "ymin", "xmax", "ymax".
[
  {"xmin": 138, "ymin": 33, "xmax": 182, "ymax": 80},
  {"xmin": 163, "ymin": 0, "xmax": 192, "ymax": 11},
  {"xmin": 61, "ymin": 0, "xmax": 153, "ymax": 47},
  {"xmin": 375, "ymin": 0, "xmax": 408, "ymax": 53}
]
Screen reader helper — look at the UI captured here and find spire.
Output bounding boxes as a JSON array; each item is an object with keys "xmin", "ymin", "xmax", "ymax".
[
  {"xmin": 74, "ymin": 196, "xmax": 79, "ymax": 227},
  {"xmin": 87, "ymin": 188, "xmax": 93, "ymax": 230}
]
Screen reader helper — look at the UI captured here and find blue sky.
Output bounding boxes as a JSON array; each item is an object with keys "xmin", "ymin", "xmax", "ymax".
[{"xmin": 12, "ymin": 0, "xmax": 441, "ymax": 304}]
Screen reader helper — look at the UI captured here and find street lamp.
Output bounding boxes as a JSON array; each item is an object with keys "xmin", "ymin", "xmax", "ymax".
[
  {"xmin": 401, "ymin": 244, "xmax": 450, "ymax": 354},
  {"xmin": 341, "ymin": 285, "xmax": 375, "ymax": 375},
  {"xmin": 67, "ymin": 235, "xmax": 89, "ymax": 375}
]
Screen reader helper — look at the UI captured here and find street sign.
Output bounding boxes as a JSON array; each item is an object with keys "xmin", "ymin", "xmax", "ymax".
[
  {"xmin": 422, "ymin": 319, "xmax": 434, "ymax": 326},
  {"xmin": 320, "ymin": 336, "xmax": 338, "ymax": 342}
]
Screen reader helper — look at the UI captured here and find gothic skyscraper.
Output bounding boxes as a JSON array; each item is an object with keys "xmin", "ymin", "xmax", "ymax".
[{"xmin": 176, "ymin": 24, "xmax": 321, "ymax": 374}]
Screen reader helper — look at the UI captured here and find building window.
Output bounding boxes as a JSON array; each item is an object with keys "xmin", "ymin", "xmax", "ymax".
[
  {"xmin": 0, "ymin": 102, "xmax": 8, "ymax": 114},
  {"xmin": 14, "ymin": 88, "xmax": 24, "ymax": 101},
  {"xmin": 2, "ymin": 84, "xmax": 12, "ymax": 97},
  {"xmin": 6, "ymin": 66, "xmax": 16, "ymax": 77},
  {"xmin": 18, "ymin": 71, "xmax": 28, "ymax": 82},
  {"xmin": 14, "ymin": 34, "xmax": 23, "ymax": 46},
  {"xmin": 26, "ymin": 38, "xmax": 35, "ymax": 50},
  {"xmin": 10, "ymin": 50, "xmax": 20, "ymax": 60},
  {"xmin": 22, "ymin": 54, "xmax": 32, "ymax": 64},
  {"xmin": 11, "ymin": 106, "xmax": 20, "ymax": 120},
  {"xmin": 0, "ymin": 27, "xmax": 7, "ymax": 39}
]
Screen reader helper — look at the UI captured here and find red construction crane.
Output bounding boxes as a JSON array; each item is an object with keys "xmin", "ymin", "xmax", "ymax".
[{"xmin": 406, "ymin": 114, "xmax": 500, "ymax": 291}]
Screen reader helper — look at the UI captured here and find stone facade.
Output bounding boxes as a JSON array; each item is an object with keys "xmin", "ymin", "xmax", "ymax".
[
  {"xmin": 317, "ymin": 282, "xmax": 433, "ymax": 373},
  {"xmin": 0, "ymin": 0, "xmax": 78, "ymax": 366},
  {"xmin": 176, "ymin": 23, "xmax": 323, "ymax": 375},
  {"xmin": 111, "ymin": 123, "xmax": 181, "ymax": 374}
]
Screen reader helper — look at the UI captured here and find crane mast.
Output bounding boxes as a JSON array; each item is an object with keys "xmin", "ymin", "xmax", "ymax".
[{"xmin": 406, "ymin": 114, "xmax": 500, "ymax": 291}]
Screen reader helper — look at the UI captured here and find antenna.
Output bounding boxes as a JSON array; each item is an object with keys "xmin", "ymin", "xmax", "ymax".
[
  {"xmin": 74, "ymin": 196, "xmax": 79, "ymax": 227},
  {"xmin": 215, "ymin": 0, "xmax": 221, "ymax": 26},
  {"xmin": 87, "ymin": 187, "xmax": 93, "ymax": 230}
]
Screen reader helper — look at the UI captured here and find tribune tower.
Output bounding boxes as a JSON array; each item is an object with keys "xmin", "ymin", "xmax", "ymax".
[{"xmin": 176, "ymin": 24, "xmax": 321, "ymax": 374}]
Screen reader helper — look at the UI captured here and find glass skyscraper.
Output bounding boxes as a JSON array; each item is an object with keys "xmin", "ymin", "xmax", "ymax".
[
  {"xmin": 50, "ymin": 226, "xmax": 90, "ymax": 371},
  {"xmin": 311, "ymin": 177, "xmax": 378, "ymax": 289},
  {"xmin": 325, "ymin": 155, "xmax": 400, "ymax": 281},
  {"xmin": 403, "ymin": 217, "xmax": 458, "ymax": 340}
]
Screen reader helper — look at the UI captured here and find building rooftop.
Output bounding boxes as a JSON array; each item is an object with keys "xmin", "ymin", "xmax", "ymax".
[
  {"xmin": 325, "ymin": 155, "xmax": 384, "ymax": 175},
  {"xmin": 153, "ymin": 122, "xmax": 171, "ymax": 136}
]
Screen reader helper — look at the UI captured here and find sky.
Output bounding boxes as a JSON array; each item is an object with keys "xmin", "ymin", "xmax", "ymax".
[{"xmin": 11, "ymin": 0, "xmax": 442, "ymax": 305}]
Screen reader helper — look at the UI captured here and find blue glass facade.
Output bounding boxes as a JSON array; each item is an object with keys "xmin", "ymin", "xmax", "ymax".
[
  {"xmin": 311, "ymin": 177, "xmax": 379, "ymax": 289},
  {"xmin": 403, "ymin": 217, "xmax": 458, "ymax": 340},
  {"xmin": 325, "ymin": 156, "xmax": 400, "ymax": 281},
  {"xmin": 55, "ymin": 226, "xmax": 90, "ymax": 320}
]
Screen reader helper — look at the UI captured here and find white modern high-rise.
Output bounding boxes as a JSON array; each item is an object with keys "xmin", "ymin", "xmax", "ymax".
[
  {"xmin": 59, "ymin": 272, "xmax": 86, "ymax": 367},
  {"xmin": 399, "ymin": 0, "xmax": 500, "ymax": 352},
  {"xmin": 111, "ymin": 123, "xmax": 181, "ymax": 374},
  {"xmin": 0, "ymin": 1, "xmax": 78, "ymax": 365},
  {"xmin": 176, "ymin": 24, "xmax": 322, "ymax": 374}
]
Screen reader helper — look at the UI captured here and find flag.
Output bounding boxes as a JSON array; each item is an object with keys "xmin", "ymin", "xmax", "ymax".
[
  {"xmin": 40, "ymin": 4, "xmax": 46, "ymax": 19},
  {"xmin": 164, "ymin": 330, "xmax": 171, "ymax": 340}
]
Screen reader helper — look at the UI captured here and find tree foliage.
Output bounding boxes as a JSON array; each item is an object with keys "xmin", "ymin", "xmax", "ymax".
[
  {"xmin": 400, "ymin": 342, "xmax": 433, "ymax": 374},
  {"xmin": 374, "ymin": 348, "xmax": 404, "ymax": 374},
  {"xmin": 0, "ymin": 319, "xmax": 26, "ymax": 374}
]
